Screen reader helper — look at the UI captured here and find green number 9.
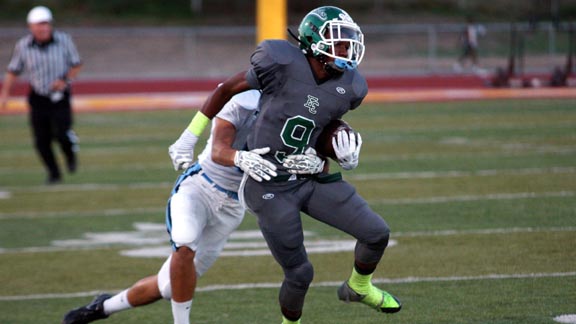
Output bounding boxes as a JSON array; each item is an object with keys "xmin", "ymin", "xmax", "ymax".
[{"xmin": 274, "ymin": 115, "xmax": 316, "ymax": 163}]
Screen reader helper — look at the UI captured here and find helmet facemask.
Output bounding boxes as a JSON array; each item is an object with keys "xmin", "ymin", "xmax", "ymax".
[{"xmin": 312, "ymin": 20, "xmax": 365, "ymax": 71}]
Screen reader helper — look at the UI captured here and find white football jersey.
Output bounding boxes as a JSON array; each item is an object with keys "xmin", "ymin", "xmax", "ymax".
[{"xmin": 197, "ymin": 89, "xmax": 261, "ymax": 192}]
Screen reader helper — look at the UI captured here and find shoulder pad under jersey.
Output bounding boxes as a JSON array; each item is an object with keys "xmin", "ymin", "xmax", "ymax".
[{"xmin": 253, "ymin": 40, "xmax": 300, "ymax": 66}]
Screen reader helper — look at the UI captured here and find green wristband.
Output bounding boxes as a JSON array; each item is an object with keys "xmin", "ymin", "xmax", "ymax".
[{"xmin": 187, "ymin": 111, "xmax": 210, "ymax": 136}]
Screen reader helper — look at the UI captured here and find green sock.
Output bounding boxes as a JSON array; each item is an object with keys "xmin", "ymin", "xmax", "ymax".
[
  {"xmin": 347, "ymin": 267, "xmax": 373, "ymax": 294},
  {"xmin": 282, "ymin": 316, "xmax": 301, "ymax": 324}
]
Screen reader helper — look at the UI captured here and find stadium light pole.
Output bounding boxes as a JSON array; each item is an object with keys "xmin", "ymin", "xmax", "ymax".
[{"xmin": 256, "ymin": 0, "xmax": 287, "ymax": 44}]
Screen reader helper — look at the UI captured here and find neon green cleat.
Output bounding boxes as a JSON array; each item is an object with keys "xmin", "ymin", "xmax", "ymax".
[
  {"xmin": 337, "ymin": 281, "xmax": 402, "ymax": 314},
  {"xmin": 281, "ymin": 316, "xmax": 301, "ymax": 324}
]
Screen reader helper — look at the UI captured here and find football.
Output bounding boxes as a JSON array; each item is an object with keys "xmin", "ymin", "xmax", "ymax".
[{"xmin": 315, "ymin": 119, "xmax": 354, "ymax": 160}]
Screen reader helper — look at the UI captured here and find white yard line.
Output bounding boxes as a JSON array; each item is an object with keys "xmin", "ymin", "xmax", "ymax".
[
  {"xmin": 0, "ymin": 207, "xmax": 165, "ymax": 220},
  {"xmin": 1, "ymin": 166, "xmax": 574, "ymax": 194},
  {"xmin": 359, "ymin": 148, "xmax": 576, "ymax": 162},
  {"xmin": 349, "ymin": 166, "xmax": 576, "ymax": 181},
  {"xmin": 393, "ymin": 226, "xmax": 576, "ymax": 237},
  {"xmin": 1, "ymin": 271, "xmax": 575, "ymax": 301},
  {"xmin": 3, "ymin": 182, "xmax": 173, "ymax": 193},
  {"xmin": 0, "ymin": 190, "xmax": 574, "ymax": 219},
  {"xmin": 367, "ymin": 191, "xmax": 576, "ymax": 205}
]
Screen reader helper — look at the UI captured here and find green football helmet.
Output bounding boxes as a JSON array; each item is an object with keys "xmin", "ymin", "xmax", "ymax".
[{"xmin": 298, "ymin": 6, "xmax": 365, "ymax": 71}]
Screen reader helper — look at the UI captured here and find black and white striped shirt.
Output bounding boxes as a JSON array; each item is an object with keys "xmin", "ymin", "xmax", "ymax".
[{"xmin": 7, "ymin": 30, "xmax": 82, "ymax": 96}]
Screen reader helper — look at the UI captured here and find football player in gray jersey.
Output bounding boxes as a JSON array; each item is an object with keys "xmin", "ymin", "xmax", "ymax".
[{"xmin": 171, "ymin": 6, "xmax": 402, "ymax": 324}]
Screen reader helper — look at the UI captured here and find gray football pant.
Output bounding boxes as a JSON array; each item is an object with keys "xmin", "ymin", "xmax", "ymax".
[{"xmin": 244, "ymin": 177, "xmax": 390, "ymax": 316}]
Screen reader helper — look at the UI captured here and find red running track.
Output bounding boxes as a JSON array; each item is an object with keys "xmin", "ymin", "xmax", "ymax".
[{"xmin": 6, "ymin": 75, "xmax": 489, "ymax": 96}]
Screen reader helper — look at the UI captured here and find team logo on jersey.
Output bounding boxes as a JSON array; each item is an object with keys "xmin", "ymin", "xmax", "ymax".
[
  {"xmin": 336, "ymin": 87, "xmax": 346, "ymax": 94},
  {"xmin": 304, "ymin": 95, "xmax": 319, "ymax": 114}
]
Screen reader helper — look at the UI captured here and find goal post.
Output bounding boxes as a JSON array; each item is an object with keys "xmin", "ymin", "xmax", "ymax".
[{"xmin": 256, "ymin": 0, "xmax": 287, "ymax": 44}]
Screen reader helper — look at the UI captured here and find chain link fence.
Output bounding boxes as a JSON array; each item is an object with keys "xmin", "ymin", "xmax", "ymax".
[{"xmin": 1, "ymin": 22, "xmax": 573, "ymax": 79}]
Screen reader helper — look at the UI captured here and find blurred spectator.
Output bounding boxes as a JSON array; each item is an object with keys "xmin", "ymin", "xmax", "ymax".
[
  {"xmin": 453, "ymin": 16, "xmax": 487, "ymax": 76},
  {"xmin": 0, "ymin": 6, "xmax": 82, "ymax": 185}
]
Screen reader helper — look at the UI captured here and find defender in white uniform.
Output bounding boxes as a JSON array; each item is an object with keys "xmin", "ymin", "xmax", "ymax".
[
  {"xmin": 62, "ymin": 89, "xmax": 323, "ymax": 324},
  {"xmin": 62, "ymin": 90, "xmax": 261, "ymax": 323}
]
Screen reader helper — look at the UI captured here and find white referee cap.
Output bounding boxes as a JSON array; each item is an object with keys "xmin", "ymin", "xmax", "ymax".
[{"xmin": 27, "ymin": 6, "xmax": 53, "ymax": 24}]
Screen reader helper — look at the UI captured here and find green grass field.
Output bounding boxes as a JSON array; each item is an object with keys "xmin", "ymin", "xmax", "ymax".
[{"xmin": 1, "ymin": 98, "xmax": 575, "ymax": 324}]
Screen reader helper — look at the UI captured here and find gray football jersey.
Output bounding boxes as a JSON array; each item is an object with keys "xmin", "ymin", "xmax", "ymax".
[
  {"xmin": 245, "ymin": 40, "xmax": 368, "ymax": 172},
  {"xmin": 198, "ymin": 90, "xmax": 261, "ymax": 192}
]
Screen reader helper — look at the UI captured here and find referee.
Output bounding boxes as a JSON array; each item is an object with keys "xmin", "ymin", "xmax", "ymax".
[{"xmin": 0, "ymin": 6, "xmax": 82, "ymax": 184}]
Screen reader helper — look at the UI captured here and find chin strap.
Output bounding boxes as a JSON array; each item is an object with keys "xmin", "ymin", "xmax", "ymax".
[
  {"xmin": 287, "ymin": 28, "xmax": 302, "ymax": 45},
  {"xmin": 317, "ymin": 55, "xmax": 345, "ymax": 76},
  {"xmin": 325, "ymin": 61, "xmax": 345, "ymax": 74}
]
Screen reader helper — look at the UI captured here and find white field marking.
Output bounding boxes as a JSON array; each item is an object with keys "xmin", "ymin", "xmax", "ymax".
[
  {"xmin": 1, "ymin": 190, "xmax": 574, "ymax": 220},
  {"xmin": 367, "ymin": 191, "xmax": 576, "ymax": 205},
  {"xmin": 0, "ymin": 225, "xmax": 573, "ymax": 255},
  {"xmin": 50, "ymin": 226, "xmax": 281, "ymax": 249},
  {"xmin": 0, "ymin": 207, "xmax": 164, "ymax": 220},
  {"xmin": 2, "ymin": 164, "xmax": 574, "ymax": 191},
  {"xmin": 118, "ymin": 239, "xmax": 399, "ymax": 258},
  {"xmin": 359, "ymin": 147, "xmax": 576, "ymax": 162},
  {"xmin": 554, "ymin": 314, "xmax": 576, "ymax": 324},
  {"xmin": 4, "ymin": 182, "xmax": 173, "ymax": 193},
  {"xmin": 1, "ymin": 165, "xmax": 574, "ymax": 195},
  {"xmin": 365, "ymin": 121, "xmax": 576, "ymax": 133},
  {"xmin": 349, "ymin": 166, "xmax": 576, "ymax": 181},
  {"xmin": 0, "ymin": 163, "xmax": 170, "ymax": 174},
  {"xmin": 0, "ymin": 191, "xmax": 11, "ymax": 199},
  {"xmin": 1, "ymin": 144, "xmax": 574, "ymax": 173},
  {"xmin": 393, "ymin": 226, "xmax": 576, "ymax": 238},
  {"xmin": 49, "ymin": 220, "xmax": 396, "ymax": 258},
  {"xmin": 1, "ymin": 271, "xmax": 575, "ymax": 301}
]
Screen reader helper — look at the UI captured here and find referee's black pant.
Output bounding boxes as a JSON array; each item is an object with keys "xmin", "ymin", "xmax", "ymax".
[{"xmin": 28, "ymin": 89, "xmax": 78, "ymax": 183}]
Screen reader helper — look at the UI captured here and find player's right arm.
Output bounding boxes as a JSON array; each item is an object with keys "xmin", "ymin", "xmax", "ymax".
[
  {"xmin": 169, "ymin": 71, "xmax": 253, "ymax": 171},
  {"xmin": 0, "ymin": 72, "xmax": 18, "ymax": 110},
  {"xmin": 210, "ymin": 117, "xmax": 238, "ymax": 167},
  {"xmin": 211, "ymin": 116, "xmax": 277, "ymax": 182}
]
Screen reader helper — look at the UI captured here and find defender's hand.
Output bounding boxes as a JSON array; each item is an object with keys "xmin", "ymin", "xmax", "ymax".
[
  {"xmin": 332, "ymin": 130, "xmax": 362, "ymax": 170},
  {"xmin": 283, "ymin": 147, "xmax": 325, "ymax": 175},
  {"xmin": 234, "ymin": 147, "xmax": 277, "ymax": 182},
  {"xmin": 169, "ymin": 144, "xmax": 194, "ymax": 171},
  {"xmin": 168, "ymin": 129, "xmax": 199, "ymax": 171}
]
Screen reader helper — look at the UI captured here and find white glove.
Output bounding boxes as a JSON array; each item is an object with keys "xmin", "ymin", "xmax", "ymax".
[
  {"xmin": 234, "ymin": 147, "xmax": 278, "ymax": 182},
  {"xmin": 283, "ymin": 147, "xmax": 325, "ymax": 174},
  {"xmin": 168, "ymin": 129, "xmax": 199, "ymax": 171},
  {"xmin": 332, "ymin": 129, "xmax": 362, "ymax": 170}
]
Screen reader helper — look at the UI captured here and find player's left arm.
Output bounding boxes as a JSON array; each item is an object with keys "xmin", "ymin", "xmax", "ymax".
[{"xmin": 333, "ymin": 79, "xmax": 367, "ymax": 170}]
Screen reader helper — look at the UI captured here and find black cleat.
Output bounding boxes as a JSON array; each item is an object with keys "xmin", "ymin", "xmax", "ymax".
[
  {"xmin": 66, "ymin": 154, "xmax": 77, "ymax": 174},
  {"xmin": 62, "ymin": 293, "xmax": 111, "ymax": 324},
  {"xmin": 46, "ymin": 175, "xmax": 62, "ymax": 185}
]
